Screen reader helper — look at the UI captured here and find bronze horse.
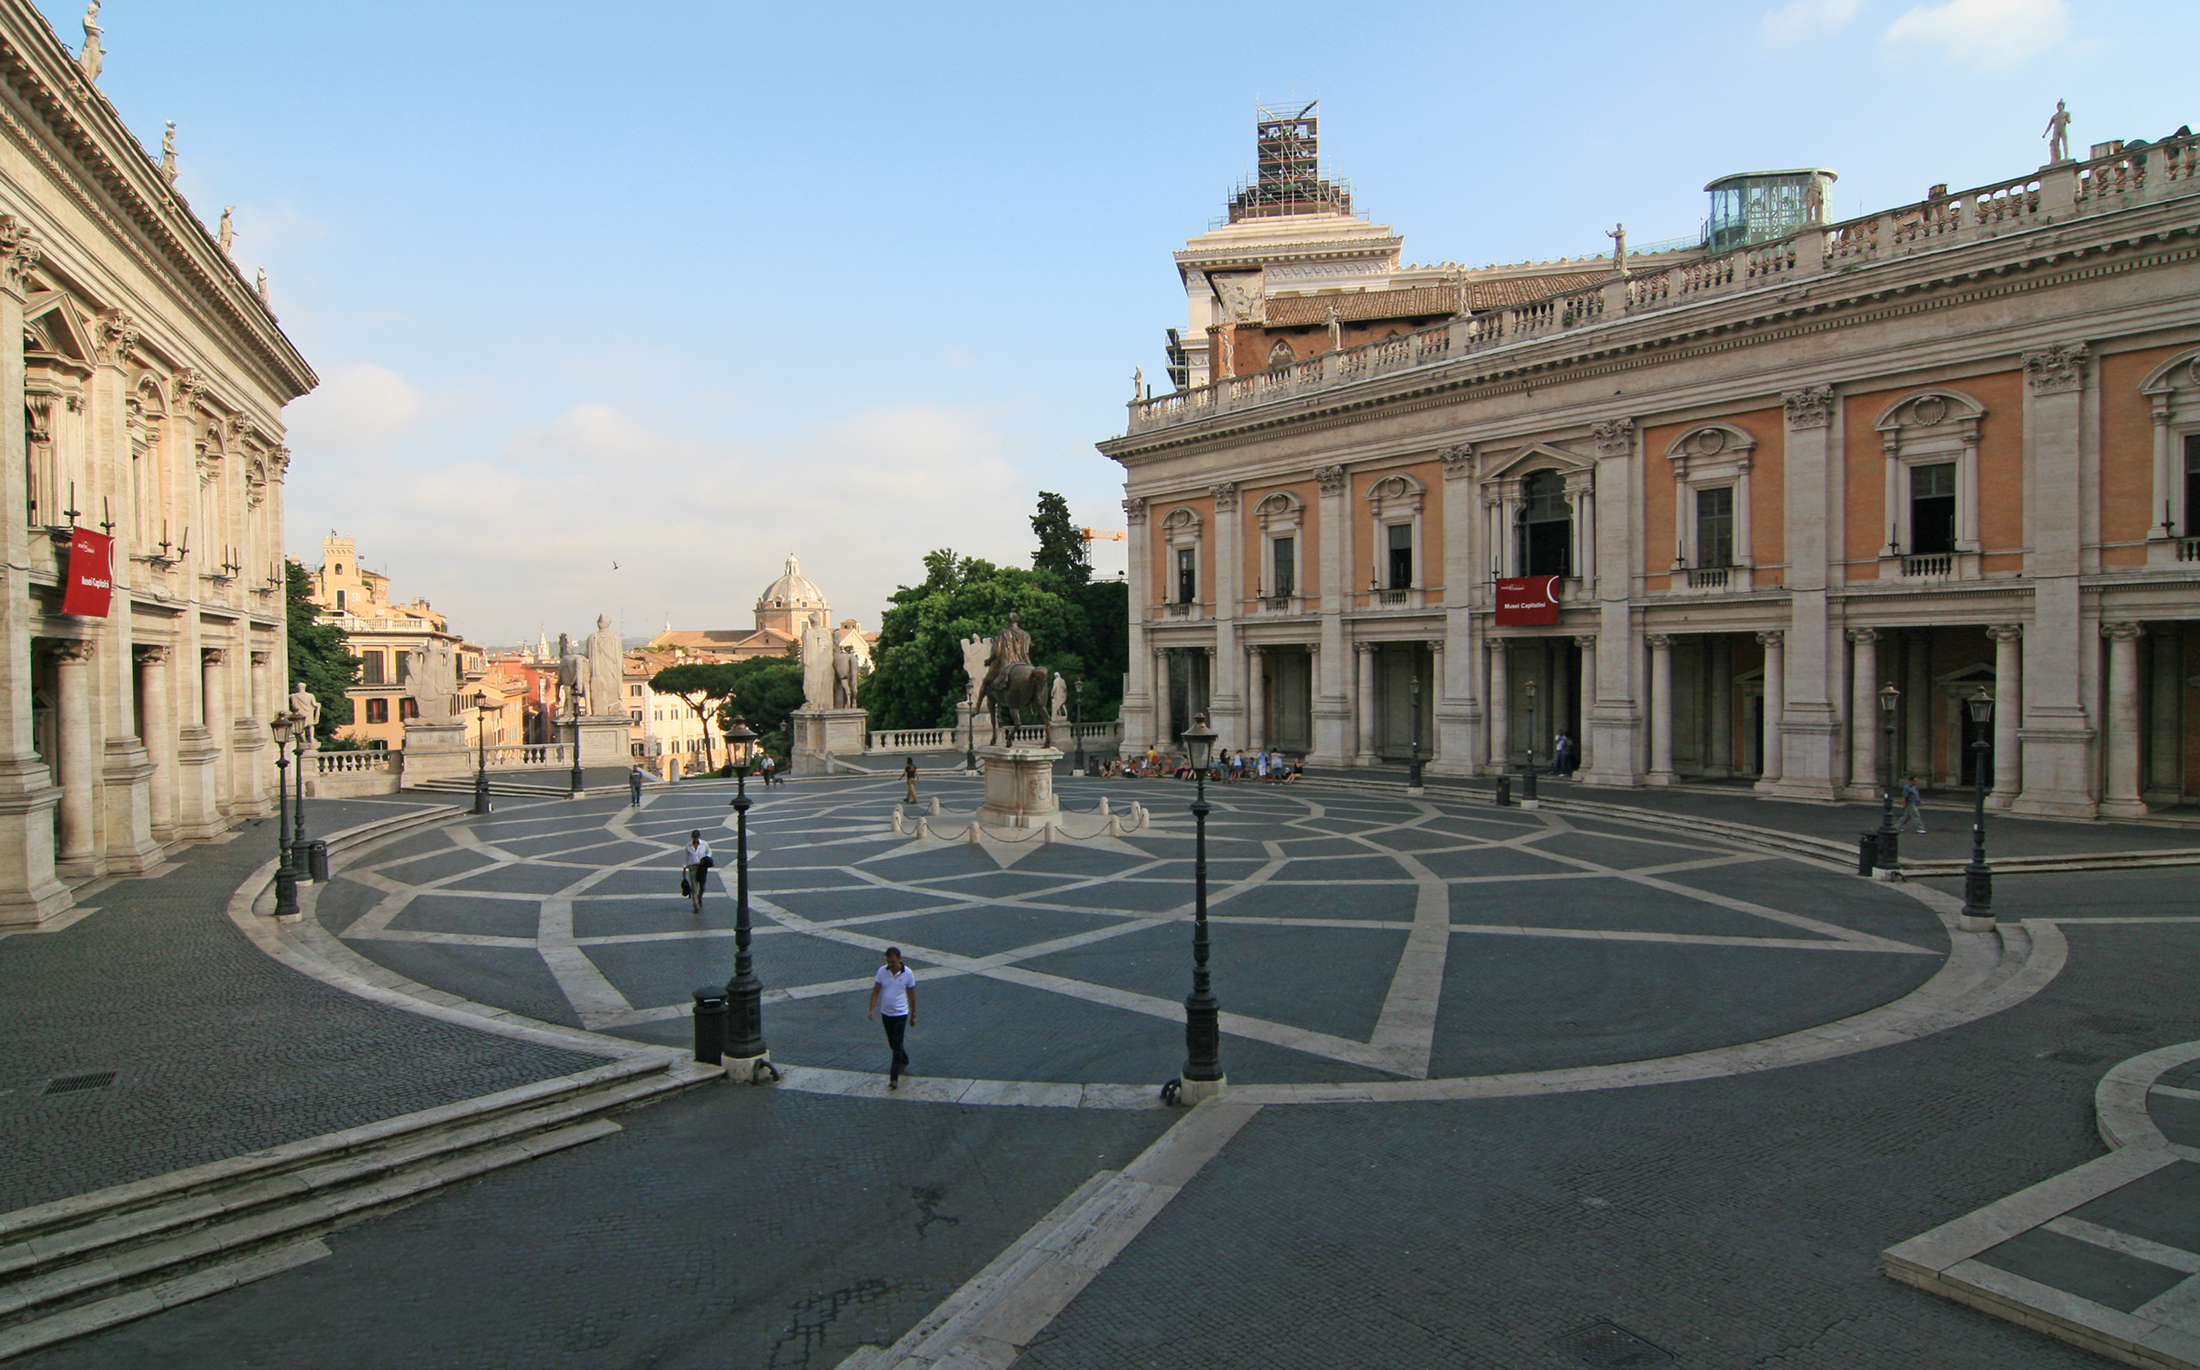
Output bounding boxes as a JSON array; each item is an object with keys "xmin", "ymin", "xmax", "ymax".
[{"xmin": 979, "ymin": 662, "xmax": 1052, "ymax": 746}]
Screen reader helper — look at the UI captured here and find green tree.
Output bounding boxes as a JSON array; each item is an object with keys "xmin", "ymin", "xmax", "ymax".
[
  {"xmin": 715, "ymin": 654, "xmax": 806, "ymax": 763},
  {"xmin": 285, "ymin": 559, "xmax": 357, "ymax": 744},
  {"xmin": 648, "ymin": 661, "xmax": 740, "ymax": 772},
  {"xmin": 1030, "ymin": 490, "xmax": 1090, "ymax": 587}
]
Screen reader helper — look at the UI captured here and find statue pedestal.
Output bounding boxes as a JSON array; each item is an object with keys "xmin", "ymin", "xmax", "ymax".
[
  {"xmin": 400, "ymin": 721, "xmax": 469, "ymax": 786},
  {"xmin": 975, "ymin": 745, "xmax": 1063, "ymax": 829},
  {"xmin": 570, "ymin": 715, "xmax": 631, "ymax": 769},
  {"xmin": 792, "ymin": 708, "xmax": 868, "ymax": 776}
]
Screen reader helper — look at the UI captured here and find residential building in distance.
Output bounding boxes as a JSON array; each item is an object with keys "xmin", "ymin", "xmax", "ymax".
[
  {"xmin": 305, "ymin": 534, "xmax": 481, "ymax": 750},
  {"xmin": 1104, "ymin": 106, "xmax": 2200, "ymax": 818},
  {"xmin": 0, "ymin": 7, "xmax": 316, "ymax": 926}
]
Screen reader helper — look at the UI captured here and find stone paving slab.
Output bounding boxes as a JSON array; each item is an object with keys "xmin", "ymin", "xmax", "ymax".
[{"xmin": 0, "ymin": 798, "xmax": 611, "ymax": 1215}]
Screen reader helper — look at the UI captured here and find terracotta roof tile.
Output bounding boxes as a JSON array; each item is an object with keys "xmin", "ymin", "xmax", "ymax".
[
  {"xmin": 1265, "ymin": 285, "xmax": 1459, "ymax": 327},
  {"xmin": 1463, "ymin": 272, "xmax": 1604, "ymax": 310}
]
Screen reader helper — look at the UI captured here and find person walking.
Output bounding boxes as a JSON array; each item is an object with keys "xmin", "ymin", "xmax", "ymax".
[
  {"xmin": 1552, "ymin": 733, "xmax": 1573, "ymax": 778},
  {"xmin": 1899, "ymin": 776, "xmax": 1927, "ymax": 833},
  {"xmin": 866, "ymin": 946, "xmax": 917, "ymax": 1089},
  {"xmin": 628, "ymin": 763, "xmax": 646, "ymax": 807},
  {"xmin": 760, "ymin": 753, "xmax": 777, "ymax": 786},
  {"xmin": 681, "ymin": 829, "xmax": 713, "ymax": 915},
  {"xmin": 903, "ymin": 756, "xmax": 918, "ymax": 804}
]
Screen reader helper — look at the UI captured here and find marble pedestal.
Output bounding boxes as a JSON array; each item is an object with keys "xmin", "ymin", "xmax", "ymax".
[
  {"xmin": 399, "ymin": 721, "xmax": 469, "ymax": 786},
  {"xmin": 975, "ymin": 745, "xmax": 1063, "ymax": 829},
  {"xmin": 572, "ymin": 714, "xmax": 632, "ymax": 768},
  {"xmin": 792, "ymin": 708, "xmax": 868, "ymax": 776}
]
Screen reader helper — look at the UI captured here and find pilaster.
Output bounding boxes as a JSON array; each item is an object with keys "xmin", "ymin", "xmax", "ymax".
[
  {"xmin": 1311, "ymin": 464, "xmax": 1351, "ymax": 764},
  {"xmin": 1209, "ymin": 482, "xmax": 1243, "ymax": 749},
  {"xmin": 1120, "ymin": 497, "xmax": 1151, "ymax": 757},
  {"xmin": 2011, "ymin": 345, "xmax": 2098, "ymax": 817},
  {"xmin": 1762, "ymin": 387, "xmax": 1842, "ymax": 799}
]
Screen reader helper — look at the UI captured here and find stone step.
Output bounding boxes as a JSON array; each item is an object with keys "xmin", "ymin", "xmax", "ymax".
[{"xmin": 0, "ymin": 1056, "xmax": 713, "ymax": 1356}]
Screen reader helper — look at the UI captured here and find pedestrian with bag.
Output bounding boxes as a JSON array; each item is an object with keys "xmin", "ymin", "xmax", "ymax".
[
  {"xmin": 1899, "ymin": 776, "xmax": 1928, "ymax": 833},
  {"xmin": 866, "ymin": 946, "xmax": 917, "ymax": 1089},
  {"xmin": 760, "ymin": 753, "xmax": 777, "ymax": 786},
  {"xmin": 680, "ymin": 829, "xmax": 714, "ymax": 915}
]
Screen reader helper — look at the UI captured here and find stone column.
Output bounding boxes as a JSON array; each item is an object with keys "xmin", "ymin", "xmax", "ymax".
[
  {"xmin": 1210, "ymin": 483, "xmax": 1243, "ymax": 748},
  {"xmin": 1312, "ymin": 465, "xmax": 1352, "ymax": 764},
  {"xmin": 2101, "ymin": 622, "xmax": 2147, "ymax": 818},
  {"xmin": 2014, "ymin": 343, "xmax": 2097, "ymax": 816},
  {"xmin": 1646, "ymin": 634, "xmax": 1676, "ymax": 784},
  {"xmin": 1769, "ymin": 387, "xmax": 1841, "ymax": 799},
  {"xmin": 1246, "ymin": 645, "xmax": 1267, "ymax": 753},
  {"xmin": 0, "ymin": 220, "xmax": 68, "ymax": 924},
  {"xmin": 1487, "ymin": 639, "xmax": 1509, "ymax": 772},
  {"xmin": 1353, "ymin": 641, "xmax": 1377, "ymax": 766},
  {"xmin": 1435, "ymin": 446, "xmax": 1478, "ymax": 773},
  {"xmin": 1707, "ymin": 639, "xmax": 1732, "ymax": 777},
  {"xmin": 2149, "ymin": 399, "xmax": 2177, "ymax": 559},
  {"xmin": 202, "ymin": 649, "xmax": 231, "ymax": 816},
  {"xmin": 1754, "ymin": 632, "xmax": 1785, "ymax": 786},
  {"xmin": 138, "ymin": 647, "xmax": 176, "ymax": 844},
  {"xmin": 1586, "ymin": 419, "xmax": 1642, "ymax": 788},
  {"xmin": 53, "ymin": 641, "xmax": 98, "ymax": 879},
  {"xmin": 1424, "ymin": 640, "xmax": 1444, "ymax": 762},
  {"xmin": 1987, "ymin": 625, "xmax": 2022, "ymax": 807},
  {"xmin": 1121, "ymin": 497, "xmax": 1151, "ymax": 758},
  {"xmin": 1847, "ymin": 629, "xmax": 1881, "ymax": 798},
  {"xmin": 1573, "ymin": 636, "xmax": 1596, "ymax": 772}
]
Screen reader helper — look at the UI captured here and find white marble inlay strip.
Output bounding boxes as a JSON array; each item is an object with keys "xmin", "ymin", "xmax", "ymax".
[
  {"xmin": 1447, "ymin": 923, "xmax": 1935, "ymax": 953},
  {"xmin": 2153, "ymin": 1084, "xmax": 2200, "ymax": 1103},
  {"xmin": 2044, "ymin": 1216, "xmax": 2200, "ymax": 1273},
  {"xmin": 1368, "ymin": 851, "xmax": 1450, "ymax": 1079}
]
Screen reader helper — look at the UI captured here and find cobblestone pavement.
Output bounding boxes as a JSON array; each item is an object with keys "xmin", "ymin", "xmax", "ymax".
[
  {"xmin": 17, "ymin": 1086, "xmax": 1173, "ymax": 1370},
  {"xmin": 0, "ymin": 797, "xmax": 610, "ymax": 1213},
  {"xmin": 317, "ymin": 776, "xmax": 1949, "ymax": 1090}
]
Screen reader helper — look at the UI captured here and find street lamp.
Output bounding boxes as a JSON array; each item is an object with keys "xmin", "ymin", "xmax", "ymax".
[
  {"xmin": 1522, "ymin": 678, "xmax": 1539, "ymax": 805},
  {"xmin": 1876, "ymin": 681, "xmax": 1901, "ymax": 876},
  {"xmin": 1961, "ymin": 686, "xmax": 1995, "ymax": 928},
  {"xmin": 472, "ymin": 694, "xmax": 492, "ymax": 816},
  {"xmin": 269, "ymin": 713, "xmax": 299, "ymax": 917},
  {"xmin": 1071, "ymin": 677, "xmax": 1085, "ymax": 777},
  {"xmin": 721, "ymin": 717, "xmax": 774, "ymax": 1079},
  {"xmin": 1177, "ymin": 712, "xmax": 1223, "ymax": 1100},
  {"xmin": 1407, "ymin": 673, "xmax": 1424, "ymax": 794},
  {"xmin": 292, "ymin": 708, "xmax": 309, "ymax": 865}
]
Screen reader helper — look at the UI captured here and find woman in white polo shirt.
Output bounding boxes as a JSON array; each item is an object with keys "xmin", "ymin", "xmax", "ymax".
[{"xmin": 866, "ymin": 947, "xmax": 917, "ymax": 1089}]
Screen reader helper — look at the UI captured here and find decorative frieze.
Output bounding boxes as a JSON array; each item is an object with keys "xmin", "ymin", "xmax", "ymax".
[
  {"xmin": 2023, "ymin": 342, "xmax": 2091, "ymax": 395},
  {"xmin": 1782, "ymin": 385, "xmax": 1835, "ymax": 430}
]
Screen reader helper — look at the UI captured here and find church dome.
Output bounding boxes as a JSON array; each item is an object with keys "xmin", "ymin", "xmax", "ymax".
[{"xmin": 756, "ymin": 554, "xmax": 828, "ymax": 613}]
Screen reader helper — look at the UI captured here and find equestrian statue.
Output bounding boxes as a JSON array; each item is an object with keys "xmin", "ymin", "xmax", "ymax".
[{"xmin": 977, "ymin": 611, "xmax": 1052, "ymax": 747}]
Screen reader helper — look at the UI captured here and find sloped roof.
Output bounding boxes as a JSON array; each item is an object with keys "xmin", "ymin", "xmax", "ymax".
[{"xmin": 1264, "ymin": 285, "xmax": 1459, "ymax": 327}]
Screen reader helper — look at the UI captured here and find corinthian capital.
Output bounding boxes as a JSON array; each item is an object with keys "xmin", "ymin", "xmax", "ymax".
[
  {"xmin": 2024, "ymin": 343, "xmax": 2090, "ymax": 395},
  {"xmin": 1782, "ymin": 385, "xmax": 1834, "ymax": 430},
  {"xmin": 0, "ymin": 215, "xmax": 41, "ymax": 294}
]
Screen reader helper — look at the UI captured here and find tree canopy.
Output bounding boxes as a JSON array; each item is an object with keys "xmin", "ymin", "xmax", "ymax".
[
  {"xmin": 648, "ymin": 661, "xmax": 738, "ymax": 771},
  {"xmin": 715, "ymin": 655, "xmax": 805, "ymax": 762},
  {"xmin": 285, "ymin": 559, "xmax": 357, "ymax": 744},
  {"xmin": 1030, "ymin": 490, "xmax": 1090, "ymax": 587}
]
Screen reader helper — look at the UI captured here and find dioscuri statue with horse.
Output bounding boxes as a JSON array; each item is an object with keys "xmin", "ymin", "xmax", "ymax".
[{"xmin": 976, "ymin": 611, "xmax": 1051, "ymax": 746}]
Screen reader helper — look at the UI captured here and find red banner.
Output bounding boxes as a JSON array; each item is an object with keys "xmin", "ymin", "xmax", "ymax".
[
  {"xmin": 1494, "ymin": 575, "xmax": 1560, "ymax": 626},
  {"xmin": 59, "ymin": 528, "xmax": 113, "ymax": 618}
]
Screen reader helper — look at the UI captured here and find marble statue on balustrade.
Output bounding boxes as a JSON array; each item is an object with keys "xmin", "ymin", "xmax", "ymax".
[
  {"xmin": 585, "ymin": 614, "xmax": 622, "ymax": 717},
  {"xmin": 1049, "ymin": 673, "xmax": 1068, "ymax": 722},
  {"xmin": 2044, "ymin": 99, "xmax": 2073, "ymax": 163},
  {"xmin": 556, "ymin": 633, "xmax": 587, "ymax": 718},
  {"xmin": 404, "ymin": 640, "xmax": 459, "ymax": 720},
  {"xmin": 832, "ymin": 645, "xmax": 867, "ymax": 709},
  {"xmin": 288, "ymin": 681, "xmax": 321, "ymax": 731},
  {"xmin": 800, "ymin": 621, "xmax": 834, "ymax": 711}
]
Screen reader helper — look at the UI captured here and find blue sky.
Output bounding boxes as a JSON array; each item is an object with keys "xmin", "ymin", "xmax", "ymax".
[{"xmin": 40, "ymin": 0, "xmax": 2189, "ymax": 644}]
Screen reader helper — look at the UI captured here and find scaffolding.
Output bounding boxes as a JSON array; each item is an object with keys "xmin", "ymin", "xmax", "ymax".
[{"xmin": 1226, "ymin": 101, "xmax": 1352, "ymax": 223}]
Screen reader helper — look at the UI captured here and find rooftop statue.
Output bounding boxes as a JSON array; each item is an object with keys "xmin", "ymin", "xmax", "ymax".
[
  {"xmin": 78, "ymin": 2, "xmax": 101, "ymax": 83},
  {"xmin": 2044, "ymin": 99, "xmax": 2073, "ymax": 164},
  {"xmin": 218, "ymin": 205, "xmax": 234, "ymax": 254}
]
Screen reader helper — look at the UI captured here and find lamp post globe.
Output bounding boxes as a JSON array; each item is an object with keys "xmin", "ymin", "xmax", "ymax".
[
  {"xmin": 1961, "ymin": 686, "xmax": 1996, "ymax": 929},
  {"xmin": 720, "ymin": 718, "xmax": 770, "ymax": 1071},
  {"xmin": 269, "ymin": 713, "xmax": 299, "ymax": 917},
  {"xmin": 1875, "ymin": 682, "xmax": 1901, "ymax": 875},
  {"xmin": 1177, "ymin": 712, "xmax": 1223, "ymax": 1099}
]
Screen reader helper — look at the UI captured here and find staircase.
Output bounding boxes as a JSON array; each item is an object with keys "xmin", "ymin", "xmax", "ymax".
[
  {"xmin": 407, "ymin": 775, "xmax": 574, "ymax": 800},
  {"xmin": 0, "ymin": 1055, "xmax": 711, "ymax": 1360}
]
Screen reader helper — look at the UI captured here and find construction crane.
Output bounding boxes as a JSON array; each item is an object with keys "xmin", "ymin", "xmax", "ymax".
[{"xmin": 1081, "ymin": 529, "xmax": 1127, "ymax": 544}]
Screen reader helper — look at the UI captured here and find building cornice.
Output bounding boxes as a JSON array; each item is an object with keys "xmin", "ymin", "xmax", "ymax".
[{"xmin": 0, "ymin": 0, "xmax": 315, "ymax": 402}]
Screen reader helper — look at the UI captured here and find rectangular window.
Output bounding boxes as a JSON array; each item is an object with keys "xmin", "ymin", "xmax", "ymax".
[
  {"xmin": 1910, "ymin": 462, "xmax": 1957, "ymax": 556},
  {"xmin": 365, "ymin": 698, "xmax": 388, "ymax": 725},
  {"xmin": 1176, "ymin": 547, "xmax": 1196, "ymax": 604},
  {"xmin": 630, "ymin": 710, "xmax": 641, "ymax": 724},
  {"xmin": 396, "ymin": 652, "xmax": 412, "ymax": 684},
  {"xmin": 1271, "ymin": 537, "xmax": 1295, "ymax": 597},
  {"xmin": 335, "ymin": 589, "xmax": 345, "ymax": 610},
  {"xmin": 2185, "ymin": 434, "xmax": 2200, "ymax": 536},
  {"xmin": 1695, "ymin": 486, "xmax": 1735, "ymax": 567},
  {"xmin": 360, "ymin": 650, "xmax": 385, "ymax": 685},
  {"xmin": 399, "ymin": 697, "xmax": 419, "ymax": 721},
  {"xmin": 629, "ymin": 683, "xmax": 643, "ymax": 697},
  {"xmin": 1386, "ymin": 523, "xmax": 1413, "ymax": 590}
]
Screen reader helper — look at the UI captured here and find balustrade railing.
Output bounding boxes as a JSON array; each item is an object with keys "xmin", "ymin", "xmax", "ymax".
[
  {"xmin": 1685, "ymin": 567, "xmax": 1730, "ymax": 590},
  {"xmin": 868, "ymin": 728, "xmax": 954, "ymax": 752},
  {"xmin": 479, "ymin": 743, "xmax": 572, "ymax": 770},
  {"xmin": 1263, "ymin": 594, "xmax": 1296, "ymax": 612},
  {"xmin": 2179, "ymin": 538, "xmax": 2200, "ymax": 563},
  {"xmin": 1902, "ymin": 553, "xmax": 1955, "ymax": 579},
  {"xmin": 1121, "ymin": 133, "xmax": 2199, "ymax": 436},
  {"xmin": 1374, "ymin": 589, "xmax": 1411, "ymax": 607},
  {"xmin": 1164, "ymin": 602, "xmax": 1193, "ymax": 618},
  {"xmin": 315, "ymin": 751, "xmax": 392, "ymax": 774}
]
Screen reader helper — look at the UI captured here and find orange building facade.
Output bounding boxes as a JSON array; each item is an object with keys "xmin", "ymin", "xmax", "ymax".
[{"xmin": 1104, "ymin": 121, "xmax": 2200, "ymax": 818}]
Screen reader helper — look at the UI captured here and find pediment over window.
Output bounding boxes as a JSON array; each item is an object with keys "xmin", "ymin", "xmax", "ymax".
[
  {"xmin": 1874, "ymin": 388, "xmax": 1985, "ymax": 434},
  {"xmin": 1160, "ymin": 506, "xmax": 1202, "ymax": 537},
  {"xmin": 1484, "ymin": 442, "xmax": 1593, "ymax": 482},
  {"xmin": 1663, "ymin": 422, "xmax": 1757, "ymax": 462},
  {"xmin": 2140, "ymin": 347, "xmax": 2200, "ymax": 397},
  {"xmin": 1365, "ymin": 472, "xmax": 1425, "ymax": 517},
  {"xmin": 23, "ymin": 293, "xmax": 93, "ymax": 362},
  {"xmin": 1252, "ymin": 490, "xmax": 1304, "ymax": 530}
]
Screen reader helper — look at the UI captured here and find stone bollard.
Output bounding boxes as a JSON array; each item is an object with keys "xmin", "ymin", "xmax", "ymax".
[
  {"xmin": 915, "ymin": 815, "xmax": 932, "ymax": 840},
  {"xmin": 966, "ymin": 820, "xmax": 984, "ymax": 845},
  {"xmin": 1098, "ymin": 796, "xmax": 1111, "ymax": 816},
  {"xmin": 692, "ymin": 987, "xmax": 728, "ymax": 1065},
  {"xmin": 891, "ymin": 808, "xmax": 906, "ymax": 836},
  {"xmin": 929, "ymin": 796, "xmax": 942, "ymax": 817}
]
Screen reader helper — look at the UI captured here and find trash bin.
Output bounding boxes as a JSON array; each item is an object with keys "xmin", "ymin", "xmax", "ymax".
[
  {"xmin": 1494, "ymin": 775, "xmax": 1512, "ymax": 807},
  {"xmin": 692, "ymin": 987, "xmax": 727, "ymax": 1065},
  {"xmin": 1857, "ymin": 832, "xmax": 1878, "ymax": 876},
  {"xmin": 304, "ymin": 839, "xmax": 330, "ymax": 884}
]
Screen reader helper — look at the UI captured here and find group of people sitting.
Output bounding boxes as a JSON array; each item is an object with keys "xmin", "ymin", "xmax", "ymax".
[{"xmin": 1095, "ymin": 747, "xmax": 1301, "ymax": 783}]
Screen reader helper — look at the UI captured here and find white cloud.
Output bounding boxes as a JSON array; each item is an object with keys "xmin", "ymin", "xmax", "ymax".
[
  {"xmin": 1881, "ymin": 0, "xmax": 2069, "ymax": 66},
  {"xmin": 281, "ymin": 362, "xmax": 430, "ymax": 456},
  {"xmin": 1763, "ymin": 0, "xmax": 1861, "ymax": 46}
]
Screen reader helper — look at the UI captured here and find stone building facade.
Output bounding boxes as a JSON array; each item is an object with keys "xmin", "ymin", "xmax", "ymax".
[
  {"xmin": 306, "ymin": 535, "xmax": 478, "ymax": 751},
  {"xmin": 0, "ymin": 4, "xmax": 314, "ymax": 925},
  {"xmin": 1102, "ymin": 124, "xmax": 2200, "ymax": 819}
]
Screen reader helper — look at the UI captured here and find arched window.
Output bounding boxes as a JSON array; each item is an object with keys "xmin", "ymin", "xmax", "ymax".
[
  {"xmin": 1517, "ymin": 470, "xmax": 1572, "ymax": 576},
  {"xmin": 1268, "ymin": 339, "xmax": 1296, "ymax": 368}
]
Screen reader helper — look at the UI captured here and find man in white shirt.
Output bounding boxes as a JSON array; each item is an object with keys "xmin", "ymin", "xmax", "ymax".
[
  {"xmin": 682, "ymin": 831, "xmax": 712, "ymax": 914},
  {"xmin": 866, "ymin": 947, "xmax": 917, "ymax": 1089}
]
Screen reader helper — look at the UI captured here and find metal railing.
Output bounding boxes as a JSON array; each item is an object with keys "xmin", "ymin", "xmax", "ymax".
[{"xmin": 1123, "ymin": 134, "xmax": 2199, "ymax": 436}]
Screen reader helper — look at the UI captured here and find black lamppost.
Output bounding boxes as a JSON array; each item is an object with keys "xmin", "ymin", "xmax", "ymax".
[
  {"xmin": 1876, "ymin": 681, "xmax": 1901, "ymax": 875},
  {"xmin": 270, "ymin": 713, "xmax": 299, "ymax": 917},
  {"xmin": 472, "ymin": 694, "xmax": 492, "ymax": 816},
  {"xmin": 292, "ymin": 713, "xmax": 309, "ymax": 861},
  {"xmin": 1178, "ymin": 712, "xmax": 1223, "ymax": 1099},
  {"xmin": 1072, "ymin": 677, "xmax": 1085, "ymax": 776},
  {"xmin": 1522, "ymin": 678, "xmax": 1539, "ymax": 805},
  {"xmin": 1961, "ymin": 686, "xmax": 1995, "ymax": 927},
  {"xmin": 722, "ymin": 718, "xmax": 770, "ymax": 1073},
  {"xmin": 1407, "ymin": 673, "xmax": 1424, "ymax": 793},
  {"xmin": 966, "ymin": 699, "xmax": 977, "ymax": 773}
]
